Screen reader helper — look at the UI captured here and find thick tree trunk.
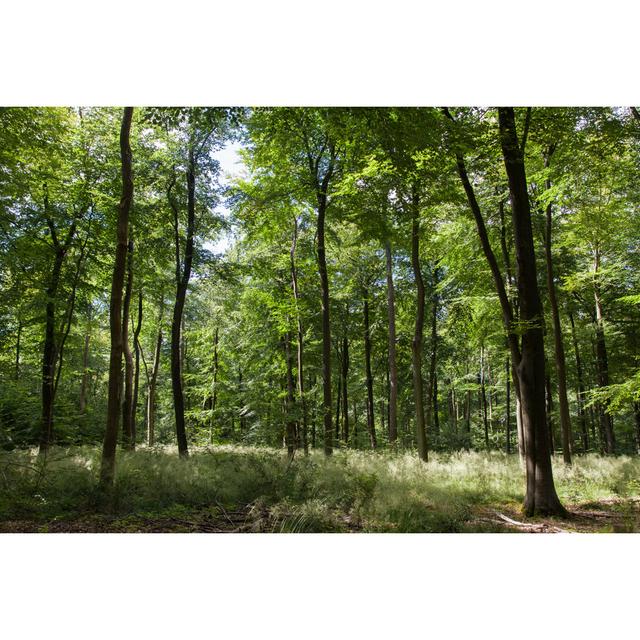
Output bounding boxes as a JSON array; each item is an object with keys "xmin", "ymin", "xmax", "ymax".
[
  {"xmin": 100, "ymin": 107, "xmax": 134, "ymax": 488},
  {"xmin": 545, "ymin": 371, "xmax": 555, "ymax": 454},
  {"xmin": 363, "ymin": 286, "xmax": 377, "ymax": 449},
  {"xmin": 410, "ymin": 186, "xmax": 428, "ymax": 462},
  {"xmin": 385, "ymin": 241, "xmax": 399, "ymax": 444},
  {"xmin": 542, "ymin": 148, "xmax": 572, "ymax": 464},
  {"xmin": 498, "ymin": 107, "xmax": 565, "ymax": 516},
  {"xmin": 121, "ymin": 238, "xmax": 134, "ymax": 450},
  {"xmin": 568, "ymin": 312, "xmax": 589, "ymax": 452}
]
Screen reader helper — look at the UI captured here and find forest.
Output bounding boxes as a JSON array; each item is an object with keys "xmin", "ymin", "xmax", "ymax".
[{"xmin": 2, "ymin": 106, "xmax": 640, "ymax": 533}]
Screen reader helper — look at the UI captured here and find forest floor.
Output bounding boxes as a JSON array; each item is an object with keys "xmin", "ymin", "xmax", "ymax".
[{"xmin": 1, "ymin": 445, "xmax": 639, "ymax": 533}]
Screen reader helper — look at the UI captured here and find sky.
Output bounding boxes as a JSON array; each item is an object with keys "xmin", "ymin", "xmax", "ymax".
[{"xmin": 208, "ymin": 141, "xmax": 246, "ymax": 255}]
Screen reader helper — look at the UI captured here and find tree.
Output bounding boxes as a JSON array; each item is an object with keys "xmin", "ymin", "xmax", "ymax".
[{"xmin": 100, "ymin": 106, "xmax": 134, "ymax": 488}]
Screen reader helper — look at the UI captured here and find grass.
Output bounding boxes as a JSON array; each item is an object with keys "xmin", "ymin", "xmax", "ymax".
[{"xmin": 1, "ymin": 445, "xmax": 639, "ymax": 532}]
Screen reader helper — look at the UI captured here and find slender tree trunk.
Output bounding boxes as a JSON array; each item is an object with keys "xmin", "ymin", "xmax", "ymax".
[
  {"xmin": 593, "ymin": 251, "xmax": 615, "ymax": 454},
  {"xmin": 147, "ymin": 325, "xmax": 162, "ymax": 447},
  {"xmin": 542, "ymin": 147, "xmax": 572, "ymax": 464},
  {"xmin": 208, "ymin": 326, "xmax": 219, "ymax": 444},
  {"xmin": 363, "ymin": 286, "xmax": 377, "ymax": 449},
  {"xmin": 290, "ymin": 216, "xmax": 309, "ymax": 454},
  {"xmin": 39, "ymin": 246, "xmax": 65, "ymax": 454},
  {"xmin": 15, "ymin": 318, "xmax": 22, "ymax": 381},
  {"xmin": 317, "ymin": 194, "xmax": 333, "ymax": 455},
  {"xmin": 545, "ymin": 371, "xmax": 555, "ymax": 454},
  {"xmin": 131, "ymin": 289, "xmax": 143, "ymax": 448},
  {"xmin": 505, "ymin": 356, "xmax": 511, "ymax": 453},
  {"xmin": 121, "ymin": 238, "xmax": 134, "ymax": 450},
  {"xmin": 341, "ymin": 335, "xmax": 349, "ymax": 443},
  {"xmin": 100, "ymin": 106, "xmax": 134, "ymax": 488},
  {"xmin": 79, "ymin": 332, "xmax": 90, "ymax": 414},
  {"xmin": 428, "ymin": 265, "xmax": 440, "ymax": 437},
  {"xmin": 170, "ymin": 145, "xmax": 196, "ymax": 458},
  {"xmin": 498, "ymin": 107, "xmax": 565, "ymax": 516},
  {"xmin": 284, "ymin": 332, "xmax": 297, "ymax": 458},
  {"xmin": 385, "ymin": 240, "xmax": 399, "ymax": 444},
  {"xmin": 568, "ymin": 311, "xmax": 589, "ymax": 452},
  {"xmin": 633, "ymin": 402, "xmax": 640, "ymax": 454},
  {"xmin": 480, "ymin": 348, "xmax": 489, "ymax": 449},
  {"xmin": 410, "ymin": 186, "xmax": 428, "ymax": 462},
  {"xmin": 38, "ymin": 187, "xmax": 79, "ymax": 455}
]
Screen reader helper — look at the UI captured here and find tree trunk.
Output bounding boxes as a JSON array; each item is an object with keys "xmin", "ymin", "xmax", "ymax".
[
  {"xmin": 290, "ymin": 216, "xmax": 308, "ymax": 453},
  {"xmin": 480, "ymin": 348, "xmax": 489, "ymax": 449},
  {"xmin": 170, "ymin": 145, "xmax": 196, "ymax": 458},
  {"xmin": 545, "ymin": 371, "xmax": 555, "ymax": 454},
  {"xmin": 15, "ymin": 317, "xmax": 22, "ymax": 381},
  {"xmin": 131, "ymin": 289, "xmax": 143, "ymax": 448},
  {"xmin": 410, "ymin": 186, "xmax": 428, "ymax": 462},
  {"xmin": 505, "ymin": 356, "xmax": 511, "ymax": 453},
  {"xmin": 39, "ymin": 245, "xmax": 65, "ymax": 454},
  {"xmin": 542, "ymin": 147, "xmax": 572, "ymax": 464},
  {"xmin": 568, "ymin": 312, "xmax": 589, "ymax": 452},
  {"xmin": 498, "ymin": 107, "xmax": 565, "ymax": 516},
  {"xmin": 317, "ymin": 193, "xmax": 333, "ymax": 455},
  {"xmin": 208, "ymin": 326, "xmax": 219, "ymax": 444},
  {"xmin": 79, "ymin": 331, "xmax": 90, "ymax": 414},
  {"xmin": 385, "ymin": 240, "xmax": 399, "ymax": 444},
  {"xmin": 284, "ymin": 332, "xmax": 297, "ymax": 458},
  {"xmin": 147, "ymin": 323, "xmax": 162, "ymax": 447},
  {"xmin": 428, "ymin": 265, "xmax": 440, "ymax": 437},
  {"xmin": 593, "ymin": 250, "xmax": 616, "ymax": 454},
  {"xmin": 100, "ymin": 106, "xmax": 134, "ymax": 488},
  {"xmin": 121, "ymin": 238, "xmax": 134, "ymax": 450},
  {"xmin": 341, "ymin": 335, "xmax": 349, "ymax": 443},
  {"xmin": 363, "ymin": 286, "xmax": 377, "ymax": 449}
]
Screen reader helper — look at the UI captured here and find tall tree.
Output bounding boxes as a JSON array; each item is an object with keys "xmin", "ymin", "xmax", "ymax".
[{"xmin": 100, "ymin": 106, "xmax": 134, "ymax": 488}]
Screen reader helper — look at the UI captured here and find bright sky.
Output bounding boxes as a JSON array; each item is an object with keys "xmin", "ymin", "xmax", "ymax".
[{"xmin": 207, "ymin": 141, "xmax": 246, "ymax": 255}]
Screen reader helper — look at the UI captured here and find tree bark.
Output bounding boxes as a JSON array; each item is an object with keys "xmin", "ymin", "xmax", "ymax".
[
  {"xmin": 100, "ymin": 107, "xmax": 133, "ymax": 488},
  {"xmin": 284, "ymin": 331, "xmax": 297, "ymax": 458},
  {"xmin": 593, "ymin": 249, "xmax": 616, "ymax": 454},
  {"xmin": 38, "ymin": 189, "xmax": 77, "ymax": 455},
  {"xmin": 121, "ymin": 238, "xmax": 134, "ymax": 450},
  {"xmin": 363, "ymin": 286, "xmax": 377, "ymax": 449},
  {"xmin": 385, "ymin": 240, "xmax": 399, "ymax": 444},
  {"xmin": 290, "ymin": 216, "xmax": 308, "ymax": 453},
  {"xmin": 542, "ymin": 147, "xmax": 572, "ymax": 464},
  {"xmin": 428, "ymin": 264, "xmax": 440, "ymax": 437},
  {"xmin": 131, "ymin": 288, "xmax": 143, "ymax": 448},
  {"xmin": 498, "ymin": 107, "xmax": 565, "ymax": 516},
  {"xmin": 568, "ymin": 311, "xmax": 589, "ymax": 452},
  {"xmin": 317, "ymin": 185, "xmax": 333, "ymax": 455},
  {"xmin": 170, "ymin": 144, "xmax": 196, "ymax": 458},
  {"xmin": 410, "ymin": 186, "xmax": 428, "ymax": 462},
  {"xmin": 341, "ymin": 335, "xmax": 349, "ymax": 443}
]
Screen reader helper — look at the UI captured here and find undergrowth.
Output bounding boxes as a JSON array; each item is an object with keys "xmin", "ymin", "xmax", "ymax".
[{"xmin": 1, "ymin": 446, "xmax": 639, "ymax": 532}]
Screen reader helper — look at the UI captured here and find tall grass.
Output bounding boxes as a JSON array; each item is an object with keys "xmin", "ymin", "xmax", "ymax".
[{"xmin": 1, "ymin": 446, "xmax": 639, "ymax": 531}]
